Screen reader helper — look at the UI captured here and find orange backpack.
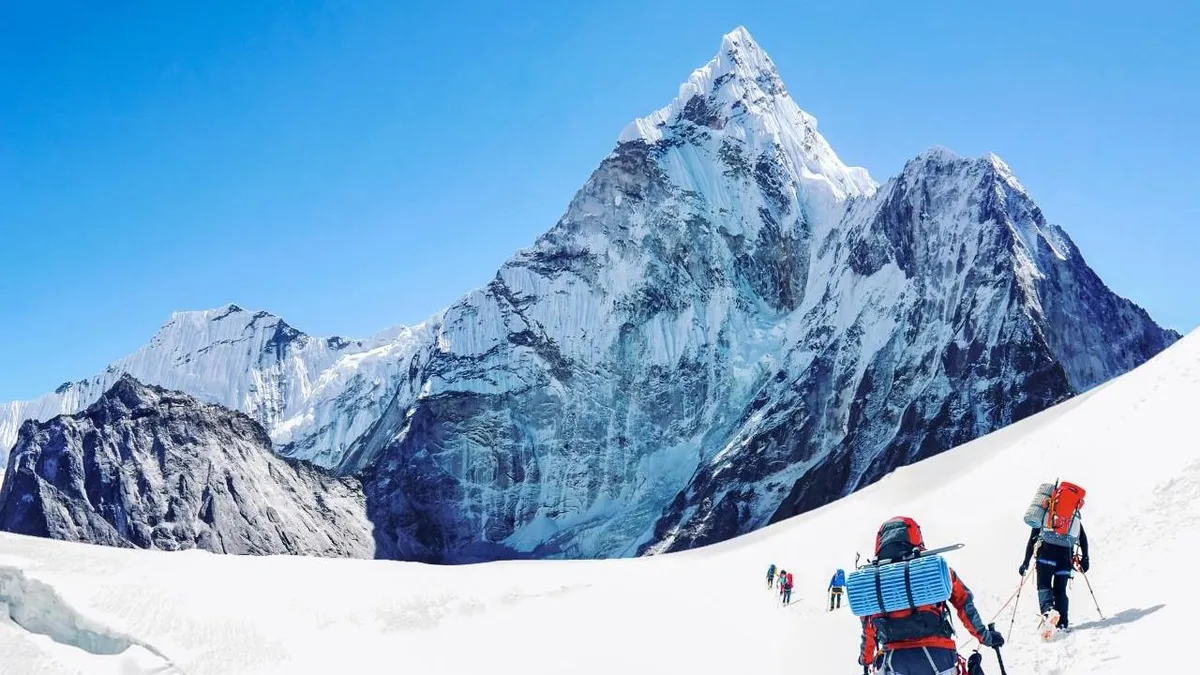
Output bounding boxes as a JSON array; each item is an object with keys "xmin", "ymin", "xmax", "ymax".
[{"xmin": 1045, "ymin": 481, "xmax": 1086, "ymax": 535}]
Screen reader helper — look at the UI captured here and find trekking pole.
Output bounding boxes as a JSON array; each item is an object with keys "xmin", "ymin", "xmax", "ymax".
[
  {"xmin": 1005, "ymin": 566, "xmax": 1030, "ymax": 641},
  {"xmin": 1079, "ymin": 569, "xmax": 1106, "ymax": 620},
  {"xmin": 987, "ymin": 623, "xmax": 1009, "ymax": 675}
]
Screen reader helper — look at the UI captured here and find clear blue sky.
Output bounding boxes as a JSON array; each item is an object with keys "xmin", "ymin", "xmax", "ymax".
[{"xmin": 2, "ymin": 1, "xmax": 1197, "ymax": 401}]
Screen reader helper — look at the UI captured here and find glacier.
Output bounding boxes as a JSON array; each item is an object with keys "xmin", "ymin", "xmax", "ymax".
[{"xmin": 0, "ymin": 26, "xmax": 1179, "ymax": 562}]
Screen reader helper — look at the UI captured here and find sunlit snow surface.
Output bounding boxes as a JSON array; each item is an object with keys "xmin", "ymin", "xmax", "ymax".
[{"xmin": 2, "ymin": 329, "xmax": 1195, "ymax": 674}]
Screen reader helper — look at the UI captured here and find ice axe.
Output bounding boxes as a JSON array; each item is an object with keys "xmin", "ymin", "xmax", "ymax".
[{"xmin": 987, "ymin": 622, "xmax": 1009, "ymax": 675}]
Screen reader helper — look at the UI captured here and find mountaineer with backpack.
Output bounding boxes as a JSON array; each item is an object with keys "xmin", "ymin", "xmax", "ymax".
[
  {"xmin": 850, "ymin": 517, "xmax": 1004, "ymax": 674},
  {"xmin": 1019, "ymin": 481, "xmax": 1090, "ymax": 638},
  {"xmin": 829, "ymin": 568, "xmax": 846, "ymax": 611},
  {"xmin": 781, "ymin": 571, "xmax": 794, "ymax": 605},
  {"xmin": 767, "ymin": 563, "xmax": 777, "ymax": 589}
]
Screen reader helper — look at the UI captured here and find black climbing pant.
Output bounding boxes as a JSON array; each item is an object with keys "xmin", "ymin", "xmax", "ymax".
[{"xmin": 1036, "ymin": 541, "xmax": 1073, "ymax": 627}]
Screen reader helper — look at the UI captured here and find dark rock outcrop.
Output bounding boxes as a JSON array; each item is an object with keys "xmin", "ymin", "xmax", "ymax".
[{"xmin": 0, "ymin": 376, "xmax": 372, "ymax": 557}]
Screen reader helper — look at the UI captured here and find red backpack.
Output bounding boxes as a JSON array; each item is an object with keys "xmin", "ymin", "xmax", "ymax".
[{"xmin": 1045, "ymin": 482, "xmax": 1086, "ymax": 535}]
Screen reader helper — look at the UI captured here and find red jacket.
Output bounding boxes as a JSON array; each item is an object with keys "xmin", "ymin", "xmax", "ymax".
[{"xmin": 859, "ymin": 568, "xmax": 987, "ymax": 666}]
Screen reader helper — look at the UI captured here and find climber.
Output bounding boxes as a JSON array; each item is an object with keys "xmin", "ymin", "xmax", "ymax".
[
  {"xmin": 767, "ymin": 563, "xmax": 777, "ymax": 589},
  {"xmin": 1019, "ymin": 519, "xmax": 1090, "ymax": 633},
  {"xmin": 829, "ymin": 568, "xmax": 846, "ymax": 611},
  {"xmin": 858, "ymin": 517, "xmax": 1004, "ymax": 674}
]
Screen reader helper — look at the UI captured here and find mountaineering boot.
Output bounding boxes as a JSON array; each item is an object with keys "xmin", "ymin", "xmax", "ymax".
[{"xmin": 1039, "ymin": 609, "xmax": 1060, "ymax": 641}]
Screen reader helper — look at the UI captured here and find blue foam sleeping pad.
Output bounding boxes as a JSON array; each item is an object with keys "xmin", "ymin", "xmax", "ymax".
[{"xmin": 846, "ymin": 555, "xmax": 953, "ymax": 617}]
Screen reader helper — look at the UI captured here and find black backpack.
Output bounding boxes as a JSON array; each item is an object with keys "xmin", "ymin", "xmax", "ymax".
[{"xmin": 875, "ymin": 517, "xmax": 925, "ymax": 563}]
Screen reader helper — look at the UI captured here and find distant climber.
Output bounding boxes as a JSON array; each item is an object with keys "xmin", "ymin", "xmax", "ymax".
[
  {"xmin": 1019, "ymin": 481, "xmax": 1090, "ymax": 637},
  {"xmin": 828, "ymin": 568, "xmax": 846, "ymax": 611},
  {"xmin": 857, "ymin": 517, "xmax": 1003, "ymax": 674},
  {"xmin": 767, "ymin": 563, "xmax": 777, "ymax": 589}
]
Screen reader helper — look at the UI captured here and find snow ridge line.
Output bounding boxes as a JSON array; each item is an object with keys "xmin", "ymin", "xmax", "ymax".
[{"xmin": 0, "ymin": 563, "xmax": 187, "ymax": 672}]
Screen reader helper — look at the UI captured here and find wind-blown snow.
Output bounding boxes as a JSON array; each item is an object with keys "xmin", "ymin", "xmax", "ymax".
[{"xmin": 1, "ymin": 327, "xmax": 1195, "ymax": 674}]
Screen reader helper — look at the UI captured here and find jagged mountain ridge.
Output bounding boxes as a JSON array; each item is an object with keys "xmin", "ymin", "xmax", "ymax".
[
  {"xmin": 641, "ymin": 147, "xmax": 1178, "ymax": 552},
  {"xmin": 0, "ymin": 304, "xmax": 435, "ymax": 470},
  {"xmin": 0, "ymin": 27, "xmax": 1179, "ymax": 562},
  {"xmin": 0, "ymin": 375, "xmax": 372, "ymax": 556}
]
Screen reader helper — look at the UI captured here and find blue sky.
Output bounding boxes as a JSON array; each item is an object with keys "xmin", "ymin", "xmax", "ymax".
[{"xmin": 2, "ymin": 0, "xmax": 1197, "ymax": 400}]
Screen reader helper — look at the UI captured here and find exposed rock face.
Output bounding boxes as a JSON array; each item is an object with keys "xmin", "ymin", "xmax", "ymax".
[
  {"xmin": 0, "ymin": 376, "xmax": 372, "ymax": 557},
  {"xmin": 641, "ymin": 149, "xmax": 1178, "ymax": 553}
]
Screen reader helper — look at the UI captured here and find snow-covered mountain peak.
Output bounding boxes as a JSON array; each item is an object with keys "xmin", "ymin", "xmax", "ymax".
[
  {"xmin": 717, "ymin": 25, "xmax": 784, "ymax": 91},
  {"xmin": 155, "ymin": 302, "xmax": 304, "ymax": 347},
  {"xmin": 890, "ymin": 148, "xmax": 1058, "ymax": 261},
  {"xmin": 1, "ymin": 302, "xmax": 434, "ymax": 470},
  {"xmin": 981, "ymin": 151, "xmax": 1027, "ymax": 193},
  {"xmin": 104, "ymin": 372, "xmax": 148, "ymax": 404},
  {"xmin": 903, "ymin": 147, "xmax": 1028, "ymax": 197},
  {"xmin": 618, "ymin": 25, "xmax": 874, "ymax": 231},
  {"xmin": 617, "ymin": 27, "xmax": 782, "ymax": 146},
  {"xmin": 719, "ymin": 25, "xmax": 760, "ymax": 54},
  {"xmin": 912, "ymin": 144, "xmax": 963, "ymax": 164},
  {"xmin": 165, "ymin": 303, "xmax": 259, "ymax": 328}
]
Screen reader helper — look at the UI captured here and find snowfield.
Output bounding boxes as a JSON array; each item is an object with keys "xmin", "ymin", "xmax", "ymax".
[{"xmin": 2, "ymin": 328, "xmax": 1196, "ymax": 674}]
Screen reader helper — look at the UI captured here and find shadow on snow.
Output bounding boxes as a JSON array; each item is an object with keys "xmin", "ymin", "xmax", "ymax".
[{"xmin": 1069, "ymin": 604, "xmax": 1166, "ymax": 632}]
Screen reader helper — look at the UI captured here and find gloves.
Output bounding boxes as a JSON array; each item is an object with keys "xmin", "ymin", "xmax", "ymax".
[
  {"xmin": 981, "ymin": 629, "xmax": 1005, "ymax": 648},
  {"xmin": 1018, "ymin": 563, "xmax": 1028, "ymax": 576},
  {"xmin": 967, "ymin": 652, "xmax": 985, "ymax": 675},
  {"xmin": 1079, "ymin": 557, "xmax": 1090, "ymax": 573}
]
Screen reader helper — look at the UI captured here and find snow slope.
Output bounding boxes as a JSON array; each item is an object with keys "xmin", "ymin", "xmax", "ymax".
[{"xmin": 2, "ymin": 327, "xmax": 1195, "ymax": 674}]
